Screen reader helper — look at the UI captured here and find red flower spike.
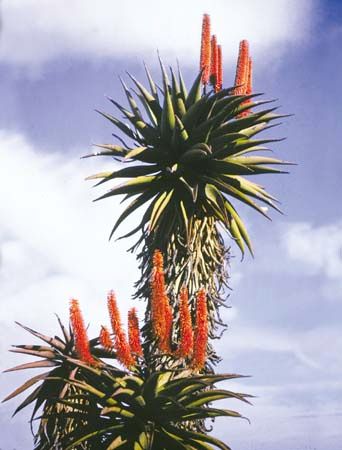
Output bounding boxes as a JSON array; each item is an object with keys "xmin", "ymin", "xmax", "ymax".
[
  {"xmin": 107, "ymin": 291, "xmax": 135, "ymax": 369},
  {"xmin": 217, "ymin": 44, "xmax": 223, "ymax": 92},
  {"xmin": 209, "ymin": 35, "xmax": 218, "ymax": 90},
  {"xmin": 69, "ymin": 299, "xmax": 97, "ymax": 366},
  {"xmin": 200, "ymin": 13, "xmax": 211, "ymax": 85},
  {"xmin": 233, "ymin": 39, "xmax": 249, "ymax": 95},
  {"xmin": 192, "ymin": 289, "xmax": 208, "ymax": 370},
  {"xmin": 99, "ymin": 325, "xmax": 113, "ymax": 350},
  {"xmin": 150, "ymin": 249, "xmax": 173, "ymax": 353},
  {"xmin": 177, "ymin": 286, "xmax": 194, "ymax": 358},
  {"xmin": 128, "ymin": 308, "xmax": 143, "ymax": 357}
]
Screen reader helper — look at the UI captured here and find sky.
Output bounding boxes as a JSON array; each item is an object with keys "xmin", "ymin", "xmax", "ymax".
[{"xmin": 0, "ymin": 0, "xmax": 342, "ymax": 449}]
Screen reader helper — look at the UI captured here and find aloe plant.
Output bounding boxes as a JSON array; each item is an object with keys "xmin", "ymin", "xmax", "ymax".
[
  {"xmin": 4, "ymin": 13, "xmax": 291, "ymax": 450},
  {"xmin": 3, "ymin": 302, "xmax": 250, "ymax": 449}
]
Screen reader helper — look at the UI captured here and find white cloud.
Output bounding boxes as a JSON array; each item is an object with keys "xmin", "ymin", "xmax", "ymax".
[
  {"xmin": 282, "ymin": 221, "xmax": 342, "ymax": 299},
  {"xmin": 283, "ymin": 222, "xmax": 342, "ymax": 279},
  {"xmin": 0, "ymin": 0, "xmax": 315, "ymax": 68},
  {"xmin": 0, "ymin": 130, "xmax": 144, "ymax": 367},
  {"xmin": 218, "ymin": 324, "xmax": 320, "ymax": 369}
]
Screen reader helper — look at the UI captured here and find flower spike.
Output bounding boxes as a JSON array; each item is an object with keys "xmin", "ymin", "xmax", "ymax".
[
  {"xmin": 128, "ymin": 308, "xmax": 143, "ymax": 357},
  {"xmin": 200, "ymin": 13, "xmax": 211, "ymax": 85},
  {"xmin": 69, "ymin": 299, "xmax": 96, "ymax": 366},
  {"xmin": 233, "ymin": 39, "xmax": 249, "ymax": 95},
  {"xmin": 192, "ymin": 289, "xmax": 208, "ymax": 370},
  {"xmin": 150, "ymin": 249, "xmax": 172, "ymax": 353},
  {"xmin": 107, "ymin": 291, "xmax": 135, "ymax": 368},
  {"xmin": 209, "ymin": 34, "xmax": 218, "ymax": 90},
  {"xmin": 177, "ymin": 286, "xmax": 194, "ymax": 358}
]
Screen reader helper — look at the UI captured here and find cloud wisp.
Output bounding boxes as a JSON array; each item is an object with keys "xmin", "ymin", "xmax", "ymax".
[{"xmin": 1, "ymin": 0, "xmax": 315, "ymax": 68}]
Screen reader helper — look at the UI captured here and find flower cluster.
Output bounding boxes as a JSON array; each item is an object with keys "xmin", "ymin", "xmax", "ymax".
[
  {"xmin": 151, "ymin": 250, "xmax": 208, "ymax": 369},
  {"xmin": 200, "ymin": 14, "xmax": 223, "ymax": 92},
  {"xmin": 69, "ymin": 250, "xmax": 209, "ymax": 371},
  {"xmin": 200, "ymin": 14, "xmax": 253, "ymax": 111}
]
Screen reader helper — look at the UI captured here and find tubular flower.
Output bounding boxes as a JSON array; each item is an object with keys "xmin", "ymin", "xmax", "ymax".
[
  {"xmin": 150, "ymin": 249, "xmax": 172, "ymax": 353},
  {"xmin": 69, "ymin": 299, "xmax": 96, "ymax": 365},
  {"xmin": 107, "ymin": 291, "xmax": 135, "ymax": 368},
  {"xmin": 209, "ymin": 34, "xmax": 218, "ymax": 90},
  {"xmin": 177, "ymin": 286, "xmax": 194, "ymax": 358},
  {"xmin": 99, "ymin": 325, "xmax": 113, "ymax": 350},
  {"xmin": 233, "ymin": 39, "xmax": 249, "ymax": 95},
  {"xmin": 216, "ymin": 44, "xmax": 223, "ymax": 92},
  {"xmin": 200, "ymin": 13, "xmax": 211, "ymax": 84},
  {"xmin": 192, "ymin": 289, "xmax": 208, "ymax": 370},
  {"xmin": 128, "ymin": 308, "xmax": 143, "ymax": 357}
]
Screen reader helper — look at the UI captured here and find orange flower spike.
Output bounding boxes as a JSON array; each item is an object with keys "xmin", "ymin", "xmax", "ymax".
[
  {"xmin": 99, "ymin": 325, "xmax": 113, "ymax": 350},
  {"xmin": 192, "ymin": 289, "xmax": 208, "ymax": 370},
  {"xmin": 160, "ymin": 301, "xmax": 173, "ymax": 353},
  {"xmin": 209, "ymin": 35, "xmax": 218, "ymax": 90},
  {"xmin": 150, "ymin": 249, "xmax": 173, "ymax": 352},
  {"xmin": 128, "ymin": 308, "xmax": 143, "ymax": 357},
  {"xmin": 217, "ymin": 44, "xmax": 223, "ymax": 92},
  {"xmin": 69, "ymin": 299, "xmax": 96, "ymax": 366},
  {"xmin": 233, "ymin": 39, "xmax": 249, "ymax": 95},
  {"xmin": 107, "ymin": 291, "xmax": 135, "ymax": 369},
  {"xmin": 200, "ymin": 13, "xmax": 211, "ymax": 85},
  {"xmin": 177, "ymin": 286, "xmax": 194, "ymax": 358},
  {"xmin": 107, "ymin": 290, "xmax": 121, "ymax": 335}
]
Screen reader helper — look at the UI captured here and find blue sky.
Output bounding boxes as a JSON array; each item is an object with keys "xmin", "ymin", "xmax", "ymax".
[{"xmin": 1, "ymin": 1, "xmax": 342, "ymax": 449}]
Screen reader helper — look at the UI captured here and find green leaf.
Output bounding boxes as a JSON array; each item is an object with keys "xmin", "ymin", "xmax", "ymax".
[
  {"xmin": 126, "ymin": 71, "xmax": 162, "ymax": 120},
  {"xmin": 90, "ymin": 165, "xmax": 160, "ymax": 187},
  {"xmin": 177, "ymin": 63, "xmax": 188, "ymax": 102},
  {"xmin": 185, "ymin": 71, "xmax": 203, "ymax": 109},
  {"xmin": 149, "ymin": 190, "xmax": 174, "ymax": 231},
  {"xmin": 224, "ymin": 200, "xmax": 253, "ymax": 256},
  {"xmin": 211, "ymin": 107, "xmax": 278, "ymax": 137},
  {"xmin": 2, "ymin": 371, "xmax": 50, "ymax": 403},
  {"xmin": 82, "ymin": 143, "xmax": 127, "ymax": 158},
  {"xmin": 3, "ymin": 359, "xmax": 57, "ymax": 373},
  {"xmin": 171, "ymin": 67, "xmax": 186, "ymax": 117},
  {"xmin": 94, "ymin": 175, "xmax": 158, "ymax": 201},
  {"xmin": 164, "ymin": 424, "xmax": 232, "ymax": 450},
  {"xmin": 64, "ymin": 424, "xmax": 126, "ymax": 450},
  {"xmin": 160, "ymin": 61, "xmax": 176, "ymax": 141},
  {"xmin": 95, "ymin": 110, "xmax": 137, "ymax": 140},
  {"xmin": 182, "ymin": 94, "xmax": 209, "ymax": 131},
  {"xmin": 203, "ymin": 176, "xmax": 271, "ymax": 220},
  {"xmin": 144, "ymin": 62, "xmax": 159, "ymax": 99}
]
